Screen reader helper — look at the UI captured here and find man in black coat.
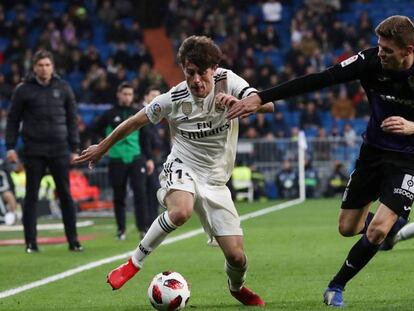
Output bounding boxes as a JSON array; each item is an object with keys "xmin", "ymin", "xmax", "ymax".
[{"xmin": 6, "ymin": 49, "xmax": 83, "ymax": 253}]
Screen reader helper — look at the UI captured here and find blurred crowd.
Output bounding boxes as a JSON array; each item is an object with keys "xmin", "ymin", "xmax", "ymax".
[{"xmin": 0, "ymin": 0, "xmax": 385, "ymax": 155}]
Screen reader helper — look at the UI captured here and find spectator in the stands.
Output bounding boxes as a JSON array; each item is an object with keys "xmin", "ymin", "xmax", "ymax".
[
  {"xmin": 260, "ymin": 25, "xmax": 280, "ymax": 51},
  {"xmin": 325, "ymin": 162, "xmax": 348, "ymax": 198},
  {"xmin": 269, "ymin": 111, "xmax": 289, "ymax": 138},
  {"xmin": 357, "ymin": 11, "xmax": 373, "ymax": 42},
  {"xmin": 314, "ymin": 128, "xmax": 331, "ymax": 161},
  {"xmin": 304, "ymin": 158, "xmax": 319, "ymax": 198},
  {"xmin": 312, "ymin": 91, "xmax": 331, "ymax": 112},
  {"xmin": 331, "ymin": 89, "xmax": 355, "ymax": 119},
  {"xmin": 300, "ymin": 101, "xmax": 322, "ymax": 129},
  {"xmin": 79, "ymin": 45, "xmax": 102, "ymax": 72},
  {"xmin": 343, "ymin": 123, "xmax": 357, "ymax": 147},
  {"xmin": 98, "ymin": 0, "xmax": 118, "ymax": 25},
  {"xmin": 352, "ymin": 85, "xmax": 370, "ymax": 119},
  {"xmin": 262, "ymin": 0, "xmax": 282, "ymax": 23},
  {"xmin": 276, "ymin": 160, "xmax": 299, "ymax": 199},
  {"xmin": 113, "ymin": 42, "xmax": 131, "ymax": 68},
  {"xmin": 91, "ymin": 73, "xmax": 114, "ymax": 104},
  {"xmin": 0, "ymin": 74, "xmax": 12, "ymax": 104}
]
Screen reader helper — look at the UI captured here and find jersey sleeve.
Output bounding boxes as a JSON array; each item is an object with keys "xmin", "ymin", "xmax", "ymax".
[
  {"xmin": 258, "ymin": 48, "xmax": 375, "ymax": 103},
  {"xmin": 227, "ymin": 70, "xmax": 258, "ymax": 99},
  {"xmin": 144, "ymin": 92, "xmax": 172, "ymax": 124},
  {"xmin": 326, "ymin": 49, "xmax": 373, "ymax": 83}
]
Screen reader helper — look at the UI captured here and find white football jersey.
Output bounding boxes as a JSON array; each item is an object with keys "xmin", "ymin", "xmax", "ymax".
[{"xmin": 145, "ymin": 68, "xmax": 257, "ymax": 185}]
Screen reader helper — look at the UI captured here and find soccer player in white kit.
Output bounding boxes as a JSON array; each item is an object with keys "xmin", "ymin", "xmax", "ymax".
[{"xmin": 74, "ymin": 36, "xmax": 273, "ymax": 306}]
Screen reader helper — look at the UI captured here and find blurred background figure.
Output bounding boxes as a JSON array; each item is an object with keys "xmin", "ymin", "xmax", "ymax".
[
  {"xmin": 0, "ymin": 159, "xmax": 18, "ymax": 225},
  {"xmin": 5, "ymin": 50, "xmax": 82, "ymax": 253},
  {"xmin": 138, "ymin": 86, "xmax": 162, "ymax": 225},
  {"xmin": 91, "ymin": 82, "xmax": 153, "ymax": 240},
  {"xmin": 324, "ymin": 162, "xmax": 348, "ymax": 198},
  {"xmin": 276, "ymin": 159, "xmax": 299, "ymax": 199},
  {"xmin": 304, "ymin": 158, "xmax": 319, "ymax": 198}
]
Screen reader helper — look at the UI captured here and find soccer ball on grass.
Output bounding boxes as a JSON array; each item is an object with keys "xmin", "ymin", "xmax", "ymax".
[{"xmin": 148, "ymin": 271, "xmax": 190, "ymax": 311}]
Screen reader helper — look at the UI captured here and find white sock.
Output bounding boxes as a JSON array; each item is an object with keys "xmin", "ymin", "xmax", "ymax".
[
  {"xmin": 396, "ymin": 222, "xmax": 414, "ymax": 242},
  {"xmin": 225, "ymin": 257, "xmax": 247, "ymax": 292},
  {"xmin": 131, "ymin": 211, "xmax": 177, "ymax": 267}
]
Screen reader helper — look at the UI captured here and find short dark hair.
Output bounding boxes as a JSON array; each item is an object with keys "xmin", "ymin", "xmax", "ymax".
[
  {"xmin": 117, "ymin": 81, "xmax": 133, "ymax": 93},
  {"xmin": 177, "ymin": 36, "xmax": 222, "ymax": 72},
  {"xmin": 32, "ymin": 49, "xmax": 54, "ymax": 67},
  {"xmin": 144, "ymin": 85, "xmax": 160, "ymax": 96},
  {"xmin": 375, "ymin": 15, "xmax": 414, "ymax": 47}
]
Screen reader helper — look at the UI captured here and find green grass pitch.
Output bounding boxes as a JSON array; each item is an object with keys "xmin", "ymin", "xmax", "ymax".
[{"xmin": 1, "ymin": 198, "xmax": 413, "ymax": 310}]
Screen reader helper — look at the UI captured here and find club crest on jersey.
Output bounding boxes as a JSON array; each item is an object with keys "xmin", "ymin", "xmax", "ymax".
[
  {"xmin": 181, "ymin": 102, "xmax": 192, "ymax": 116},
  {"xmin": 408, "ymin": 76, "xmax": 414, "ymax": 90}
]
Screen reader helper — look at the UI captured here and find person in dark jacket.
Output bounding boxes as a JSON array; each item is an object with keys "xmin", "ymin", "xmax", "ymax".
[
  {"xmin": 5, "ymin": 49, "xmax": 82, "ymax": 253},
  {"xmin": 92, "ymin": 82, "xmax": 154, "ymax": 240}
]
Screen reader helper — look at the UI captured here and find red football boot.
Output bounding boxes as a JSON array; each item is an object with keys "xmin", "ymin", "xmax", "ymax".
[
  {"xmin": 230, "ymin": 286, "xmax": 265, "ymax": 306},
  {"xmin": 107, "ymin": 258, "xmax": 140, "ymax": 290}
]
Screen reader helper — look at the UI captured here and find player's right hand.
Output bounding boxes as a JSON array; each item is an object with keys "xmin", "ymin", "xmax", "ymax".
[
  {"xmin": 226, "ymin": 93, "xmax": 262, "ymax": 120},
  {"xmin": 72, "ymin": 144, "xmax": 104, "ymax": 169}
]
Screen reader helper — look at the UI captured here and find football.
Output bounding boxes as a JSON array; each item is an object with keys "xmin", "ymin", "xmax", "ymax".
[{"xmin": 148, "ymin": 271, "xmax": 190, "ymax": 311}]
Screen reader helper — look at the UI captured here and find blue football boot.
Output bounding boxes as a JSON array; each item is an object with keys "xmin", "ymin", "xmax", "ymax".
[{"xmin": 323, "ymin": 286, "xmax": 344, "ymax": 307}]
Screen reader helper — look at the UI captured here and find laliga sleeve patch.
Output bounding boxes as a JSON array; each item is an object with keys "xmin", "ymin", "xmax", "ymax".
[{"xmin": 340, "ymin": 55, "xmax": 359, "ymax": 67}]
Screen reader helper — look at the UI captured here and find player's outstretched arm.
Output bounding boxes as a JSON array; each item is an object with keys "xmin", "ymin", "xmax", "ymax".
[
  {"xmin": 381, "ymin": 116, "xmax": 414, "ymax": 135},
  {"xmin": 227, "ymin": 66, "xmax": 353, "ymax": 120},
  {"xmin": 73, "ymin": 109, "xmax": 150, "ymax": 167}
]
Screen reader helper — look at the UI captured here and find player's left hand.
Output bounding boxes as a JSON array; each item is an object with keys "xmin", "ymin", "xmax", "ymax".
[
  {"xmin": 381, "ymin": 116, "xmax": 414, "ymax": 135},
  {"xmin": 226, "ymin": 93, "xmax": 262, "ymax": 120},
  {"xmin": 215, "ymin": 93, "xmax": 238, "ymax": 110}
]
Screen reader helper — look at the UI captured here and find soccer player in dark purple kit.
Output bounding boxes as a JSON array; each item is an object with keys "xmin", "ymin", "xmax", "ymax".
[{"xmin": 227, "ymin": 15, "xmax": 414, "ymax": 307}]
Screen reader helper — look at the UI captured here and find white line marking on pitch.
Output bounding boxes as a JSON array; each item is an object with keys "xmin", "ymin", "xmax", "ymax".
[{"xmin": 0, "ymin": 199, "xmax": 303, "ymax": 299}]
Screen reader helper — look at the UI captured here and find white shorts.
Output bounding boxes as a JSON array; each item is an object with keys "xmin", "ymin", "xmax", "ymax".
[{"xmin": 157, "ymin": 157, "xmax": 243, "ymax": 239}]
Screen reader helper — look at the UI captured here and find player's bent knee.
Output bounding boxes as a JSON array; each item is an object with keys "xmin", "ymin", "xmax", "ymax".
[
  {"xmin": 338, "ymin": 223, "xmax": 359, "ymax": 237},
  {"xmin": 168, "ymin": 208, "xmax": 192, "ymax": 226},
  {"xmin": 225, "ymin": 250, "xmax": 246, "ymax": 267}
]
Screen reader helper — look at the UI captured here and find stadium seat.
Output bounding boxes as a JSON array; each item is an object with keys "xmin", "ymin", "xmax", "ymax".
[
  {"xmin": 0, "ymin": 39, "xmax": 10, "ymax": 52},
  {"xmin": 120, "ymin": 17, "xmax": 134, "ymax": 29},
  {"xmin": 96, "ymin": 44, "xmax": 111, "ymax": 62},
  {"xmin": 265, "ymin": 182, "xmax": 278, "ymax": 199},
  {"xmin": 304, "ymin": 127, "xmax": 319, "ymax": 138},
  {"xmin": 247, "ymin": 5, "xmax": 264, "ymax": 23},
  {"xmin": 50, "ymin": 2, "xmax": 66, "ymax": 15},
  {"xmin": 5, "ymin": 10, "xmax": 16, "ymax": 22},
  {"xmin": 126, "ymin": 70, "xmax": 137, "ymax": 81},
  {"xmin": 67, "ymin": 71, "xmax": 84, "ymax": 94},
  {"xmin": 232, "ymin": 166, "xmax": 254, "ymax": 202}
]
